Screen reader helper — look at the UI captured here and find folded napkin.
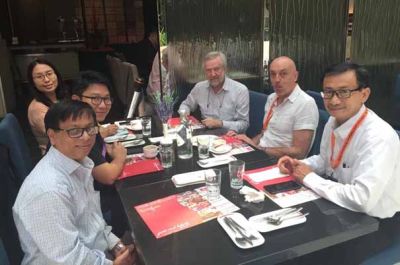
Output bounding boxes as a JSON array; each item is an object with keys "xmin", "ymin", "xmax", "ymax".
[
  {"xmin": 171, "ymin": 169, "xmax": 215, "ymax": 187},
  {"xmin": 197, "ymin": 155, "xmax": 236, "ymax": 168},
  {"xmin": 239, "ymin": 186, "xmax": 265, "ymax": 203}
]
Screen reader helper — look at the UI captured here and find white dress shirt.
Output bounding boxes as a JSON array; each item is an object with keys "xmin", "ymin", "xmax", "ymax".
[
  {"xmin": 179, "ymin": 77, "xmax": 249, "ymax": 133},
  {"xmin": 303, "ymin": 105, "xmax": 400, "ymax": 218},
  {"xmin": 13, "ymin": 146, "xmax": 118, "ymax": 265},
  {"xmin": 259, "ymin": 85, "xmax": 319, "ymax": 148}
]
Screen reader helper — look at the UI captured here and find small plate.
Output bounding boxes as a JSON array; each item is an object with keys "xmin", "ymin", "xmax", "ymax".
[
  {"xmin": 248, "ymin": 208, "xmax": 307, "ymax": 233},
  {"xmin": 218, "ymin": 213, "xmax": 265, "ymax": 249},
  {"xmin": 210, "ymin": 144, "xmax": 232, "ymax": 154}
]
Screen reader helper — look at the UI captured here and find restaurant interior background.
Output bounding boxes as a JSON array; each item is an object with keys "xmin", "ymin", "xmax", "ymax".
[{"xmin": 0, "ymin": 0, "xmax": 399, "ymax": 128}]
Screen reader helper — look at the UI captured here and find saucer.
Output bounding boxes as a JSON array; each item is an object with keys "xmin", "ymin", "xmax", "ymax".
[{"xmin": 210, "ymin": 144, "xmax": 232, "ymax": 154}]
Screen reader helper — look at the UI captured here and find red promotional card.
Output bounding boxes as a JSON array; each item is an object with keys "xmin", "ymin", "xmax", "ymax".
[
  {"xmin": 168, "ymin": 116, "xmax": 205, "ymax": 129},
  {"xmin": 119, "ymin": 153, "xmax": 163, "ymax": 179},
  {"xmin": 134, "ymin": 186, "xmax": 239, "ymax": 238}
]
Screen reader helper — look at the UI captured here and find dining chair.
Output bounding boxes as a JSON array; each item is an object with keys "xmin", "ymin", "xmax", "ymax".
[
  {"xmin": 0, "ymin": 113, "xmax": 33, "ymax": 184},
  {"xmin": 308, "ymin": 109, "xmax": 329, "ymax": 156},
  {"xmin": 306, "ymin": 90, "xmax": 326, "ymax": 110},
  {"xmin": 246, "ymin": 90, "xmax": 268, "ymax": 138},
  {"xmin": 0, "ymin": 144, "xmax": 23, "ymax": 265}
]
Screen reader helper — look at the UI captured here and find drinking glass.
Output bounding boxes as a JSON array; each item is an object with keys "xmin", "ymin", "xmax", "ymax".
[
  {"xmin": 229, "ymin": 160, "xmax": 245, "ymax": 189},
  {"xmin": 160, "ymin": 138, "xmax": 173, "ymax": 168},
  {"xmin": 205, "ymin": 169, "xmax": 221, "ymax": 201},
  {"xmin": 141, "ymin": 116, "xmax": 152, "ymax": 137},
  {"xmin": 197, "ymin": 135, "xmax": 210, "ymax": 159}
]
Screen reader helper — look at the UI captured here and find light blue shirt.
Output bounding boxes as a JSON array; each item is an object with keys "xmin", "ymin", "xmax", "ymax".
[
  {"xmin": 179, "ymin": 77, "xmax": 249, "ymax": 133},
  {"xmin": 13, "ymin": 146, "xmax": 118, "ymax": 265}
]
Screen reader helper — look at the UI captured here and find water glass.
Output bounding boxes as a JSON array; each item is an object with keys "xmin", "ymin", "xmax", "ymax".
[
  {"xmin": 229, "ymin": 160, "xmax": 245, "ymax": 189},
  {"xmin": 160, "ymin": 138, "xmax": 173, "ymax": 168},
  {"xmin": 141, "ymin": 116, "xmax": 152, "ymax": 137},
  {"xmin": 197, "ymin": 135, "xmax": 210, "ymax": 159},
  {"xmin": 205, "ymin": 169, "xmax": 221, "ymax": 201}
]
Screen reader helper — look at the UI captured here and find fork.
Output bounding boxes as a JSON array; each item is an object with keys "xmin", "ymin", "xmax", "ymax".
[
  {"xmin": 228, "ymin": 217, "xmax": 258, "ymax": 241},
  {"xmin": 267, "ymin": 212, "xmax": 309, "ymax": 226},
  {"xmin": 265, "ymin": 207, "xmax": 303, "ymax": 222},
  {"xmin": 223, "ymin": 217, "xmax": 253, "ymax": 246}
]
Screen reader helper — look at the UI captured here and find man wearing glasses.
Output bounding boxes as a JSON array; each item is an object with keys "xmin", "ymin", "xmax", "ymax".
[
  {"xmin": 278, "ymin": 62, "xmax": 400, "ymax": 264},
  {"xmin": 13, "ymin": 100, "xmax": 136, "ymax": 265},
  {"xmin": 71, "ymin": 71, "xmax": 128, "ymax": 237}
]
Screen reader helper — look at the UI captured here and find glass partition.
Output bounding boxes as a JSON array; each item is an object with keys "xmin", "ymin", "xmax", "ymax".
[
  {"xmin": 351, "ymin": 0, "xmax": 400, "ymax": 127},
  {"xmin": 268, "ymin": 0, "xmax": 349, "ymax": 91},
  {"xmin": 158, "ymin": 0, "xmax": 264, "ymax": 102}
]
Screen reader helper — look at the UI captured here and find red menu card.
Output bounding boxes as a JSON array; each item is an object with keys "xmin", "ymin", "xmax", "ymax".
[
  {"xmin": 168, "ymin": 116, "xmax": 202, "ymax": 127},
  {"xmin": 119, "ymin": 154, "xmax": 163, "ymax": 179}
]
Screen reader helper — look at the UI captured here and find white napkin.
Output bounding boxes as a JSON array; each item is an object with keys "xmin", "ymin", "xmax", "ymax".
[
  {"xmin": 172, "ymin": 169, "xmax": 215, "ymax": 187},
  {"xmin": 239, "ymin": 186, "xmax": 265, "ymax": 203}
]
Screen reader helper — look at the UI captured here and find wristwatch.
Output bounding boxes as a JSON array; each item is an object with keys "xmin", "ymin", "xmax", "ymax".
[{"xmin": 112, "ymin": 242, "xmax": 125, "ymax": 256}]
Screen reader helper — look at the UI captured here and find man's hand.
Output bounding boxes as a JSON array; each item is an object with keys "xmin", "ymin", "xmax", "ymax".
[
  {"xmin": 226, "ymin": 130, "xmax": 237, "ymax": 136},
  {"xmin": 291, "ymin": 160, "xmax": 312, "ymax": 183},
  {"xmin": 106, "ymin": 142, "xmax": 127, "ymax": 160},
  {"xmin": 113, "ymin": 244, "xmax": 136, "ymax": 265},
  {"xmin": 277, "ymin": 155, "xmax": 296, "ymax": 175},
  {"xmin": 100, "ymin": 124, "xmax": 119, "ymax": 138},
  {"xmin": 201, "ymin": 117, "xmax": 222, "ymax": 129},
  {"xmin": 234, "ymin": 134, "xmax": 255, "ymax": 146}
]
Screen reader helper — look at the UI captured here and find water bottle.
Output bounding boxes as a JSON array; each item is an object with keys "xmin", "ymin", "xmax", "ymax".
[{"xmin": 176, "ymin": 109, "xmax": 193, "ymax": 159}]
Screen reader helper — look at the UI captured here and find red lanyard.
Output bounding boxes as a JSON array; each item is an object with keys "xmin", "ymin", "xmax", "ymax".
[
  {"xmin": 330, "ymin": 108, "xmax": 368, "ymax": 169},
  {"xmin": 262, "ymin": 98, "xmax": 278, "ymax": 130}
]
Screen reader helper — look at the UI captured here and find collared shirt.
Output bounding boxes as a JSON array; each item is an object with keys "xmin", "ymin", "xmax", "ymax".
[
  {"xmin": 259, "ymin": 85, "xmax": 319, "ymax": 148},
  {"xmin": 179, "ymin": 77, "xmax": 249, "ymax": 133},
  {"xmin": 13, "ymin": 146, "xmax": 118, "ymax": 265},
  {"xmin": 303, "ymin": 105, "xmax": 400, "ymax": 218}
]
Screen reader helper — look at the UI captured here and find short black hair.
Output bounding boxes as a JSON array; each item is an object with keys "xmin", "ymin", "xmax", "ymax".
[
  {"xmin": 71, "ymin": 70, "xmax": 111, "ymax": 97},
  {"xmin": 27, "ymin": 57, "xmax": 68, "ymax": 107},
  {"xmin": 323, "ymin": 62, "xmax": 370, "ymax": 89},
  {"xmin": 44, "ymin": 99, "xmax": 96, "ymax": 132}
]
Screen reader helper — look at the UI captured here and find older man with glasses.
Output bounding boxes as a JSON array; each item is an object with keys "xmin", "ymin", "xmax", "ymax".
[
  {"xmin": 278, "ymin": 62, "xmax": 400, "ymax": 264},
  {"xmin": 71, "ymin": 71, "xmax": 128, "ymax": 237},
  {"xmin": 13, "ymin": 100, "xmax": 136, "ymax": 265}
]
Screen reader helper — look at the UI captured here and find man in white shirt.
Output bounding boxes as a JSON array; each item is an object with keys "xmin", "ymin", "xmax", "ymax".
[
  {"xmin": 236, "ymin": 56, "xmax": 318, "ymax": 158},
  {"xmin": 278, "ymin": 62, "xmax": 400, "ymax": 264},
  {"xmin": 13, "ymin": 100, "xmax": 136, "ymax": 265},
  {"xmin": 178, "ymin": 51, "xmax": 249, "ymax": 133}
]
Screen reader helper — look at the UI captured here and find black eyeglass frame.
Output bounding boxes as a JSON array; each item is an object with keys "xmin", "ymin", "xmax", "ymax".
[
  {"xmin": 321, "ymin": 86, "xmax": 365, "ymax": 99},
  {"xmin": 54, "ymin": 125, "xmax": 99, "ymax": 138},
  {"xmin": 81, "ymin": 95, "xmax": 113, "ymax": 105}
]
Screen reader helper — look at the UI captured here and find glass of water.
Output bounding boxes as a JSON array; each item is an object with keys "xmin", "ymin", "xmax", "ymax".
[
  {"xmin": 160, "ymin": 137, "xmax": 173, "ymax": 168},
  {"xmin": 141, "ymin": 116, "xmax": 151, "ymax": 137},
  {"xmin": 197, "ymin": 135, "xmax": 210, "ymax": 159},
  {"xmin": 205, "ymin": 169, "xmax": 221, "ymax": 201}
]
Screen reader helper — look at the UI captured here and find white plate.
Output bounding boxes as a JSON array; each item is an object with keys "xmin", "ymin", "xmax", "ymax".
[
  {"xmin": 248, "ymin": 208, "xmax": 307, "ymax": 233},
  {"xmin": 171, "ymin": 169, "xmax": 215, "ymax": 187},
  {"xmin": 191, "ymin": 135, "xmax": 219, "ymax": 146},
  {"xmin": 218, "ymin": 213, "xmax": 265, "ymax": 249},
  {"xmin": 122, "ymin": 139, "xmax": 145, "ymax": 148},
  {"xmin": 210, "ymin": 144, "xmax": 232, "ymax": 154}
]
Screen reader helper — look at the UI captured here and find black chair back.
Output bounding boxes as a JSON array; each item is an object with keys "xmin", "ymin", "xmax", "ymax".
[{"xmin": 247, "ymin": 90, "xmax": 268, "ymax": 138}]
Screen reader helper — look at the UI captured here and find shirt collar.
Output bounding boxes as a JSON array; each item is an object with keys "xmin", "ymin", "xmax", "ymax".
[
  {"xmin": 208, "ymin": 76, "xmax": 230, "ymax": 94},
  {"xmin": 48, "ymin": 145, "xmax": 94, "ymax": 175},
  {"xmin": 333, "ymin": 105, "xmax": 367, "ymax": 139}
]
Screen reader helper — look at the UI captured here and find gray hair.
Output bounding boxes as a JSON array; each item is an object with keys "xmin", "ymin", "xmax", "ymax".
[{"xmin": 203, "ymin": 51, "xmax": 227, "ymax": 69}]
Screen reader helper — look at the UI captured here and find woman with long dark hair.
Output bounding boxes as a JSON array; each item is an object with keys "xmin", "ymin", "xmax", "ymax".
[{"xmin": 27, "ymin": 58, "xmax": 68, "ymax": 154}]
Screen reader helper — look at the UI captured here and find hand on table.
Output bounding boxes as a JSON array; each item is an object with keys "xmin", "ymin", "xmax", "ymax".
[
  {"xmin": 113, "ymin": 244, "xmax": 136, "ymax": 265},
  {"xmin": 225, "ymin": 130, "xmax": 237, "ymax": 136},
  {"xmin": 277, "ymin": 156, "xmax": 312, "ymax": 182},
  {"xmin": 234, "ymin": 134, "xmax": 254, "ymax": 146},
  {"xmin": 201, "ymin": 117, "xmax": 222, "ymax": 129}
]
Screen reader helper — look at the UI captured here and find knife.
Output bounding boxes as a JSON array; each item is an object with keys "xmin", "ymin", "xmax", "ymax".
[
  {"xmin": 223, "ymin": 217, "xmax": 253, "ymax": 246},
  {"xmin": 225, "ymin": 217, "xmax": 255, "ymax": 243}
]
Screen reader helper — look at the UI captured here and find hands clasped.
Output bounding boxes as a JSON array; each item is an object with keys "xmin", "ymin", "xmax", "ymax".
[{"xmin": 277, "ymin": 156, "xmax": 312, "ymax": 182}]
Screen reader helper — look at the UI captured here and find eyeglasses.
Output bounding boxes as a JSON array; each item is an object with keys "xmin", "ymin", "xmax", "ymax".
[
  {"xmin": 321, "ymin": 87, "xmax": 364, "ymax": 99},
  {"xmin": 55, "ymin": 125, "xmax": 99, "ymax": 138},
  {"xmin": 33, "ymin": 71, "xmax": 56, "ymax": 81},
  {"xmin": 81, "ymin": 95, "xmax": 113, "ymax": 105}
]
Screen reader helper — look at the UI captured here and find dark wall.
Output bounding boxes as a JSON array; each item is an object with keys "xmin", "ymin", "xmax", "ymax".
[{"xmin": 0, "ymin": 0, "xmax": 12, "ymax": 43}]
